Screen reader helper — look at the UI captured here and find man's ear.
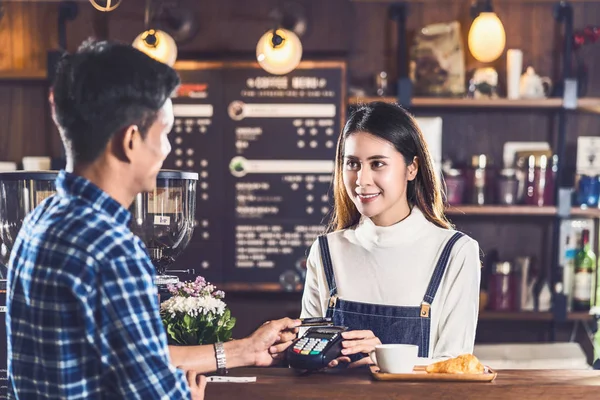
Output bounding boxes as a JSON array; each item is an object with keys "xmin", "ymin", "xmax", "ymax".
[
  {"xmin": 114, "ymin": 125, "xmax": 141, "ymax": 163},
  {"xmin": 407, "ymin": 156, "xmax": 419, "ymax": 181}
]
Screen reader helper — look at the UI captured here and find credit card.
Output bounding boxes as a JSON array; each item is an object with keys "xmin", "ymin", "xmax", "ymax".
[{"xmin": 299, "ymin": 317, "xmax": 333, "ymax": 327}]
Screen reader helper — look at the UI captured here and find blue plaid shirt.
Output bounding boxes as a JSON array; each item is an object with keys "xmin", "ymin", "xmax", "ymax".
[{"xmin": 7, "ymin": 170, "xmax": 190, "ymax": 399}]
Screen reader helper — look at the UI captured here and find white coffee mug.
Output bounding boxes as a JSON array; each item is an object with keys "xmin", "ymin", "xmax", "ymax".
[
  {"xmin": 369, "ymin": 344, "xmax": 418, "ymax": 374},
  {"xmin": 22, "ymin": 156, "xmax": 51, "ymax": 171}
]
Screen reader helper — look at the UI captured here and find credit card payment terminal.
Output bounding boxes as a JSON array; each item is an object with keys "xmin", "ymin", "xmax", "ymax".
[{"xmin": 287, "ymin": 326, "xmax": 347, "ymax": 371}]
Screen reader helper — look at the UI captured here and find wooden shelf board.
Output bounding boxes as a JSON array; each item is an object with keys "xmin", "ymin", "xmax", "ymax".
[
  {"xmin": 446, "ymin": 206, "xmax": 600, "ymax": 218},
  {"xmin": 0, "ymin": 70, "xmax": 47, "ymax": 80},
  {"xmin": 479, "ymin": 312, "xmax": 593, "ymax": 321},
  {"xmin": 220, "ymin": 283, "xmax": 302, "ymax": 293},
  {"xmin": 479, "ymin": 312, "xmax": 553, "ymax": 321},
  {"xmin": 577, "ymin": 98, "xmax": 600, "ymax": 114},
  {"xmin": 566, "ymin": 312, "xmax": 596, "ymax": 321},
  {"xmin": 348, "ymin": 96, "xmax": 600, "ymax": 110},
  {"xmin": 570, "ymin": 207, "xmax": 600, "ymax": 218},
  {"xmin": 446, "ymin": 206, "xmax": 557, "ymax": 216}
]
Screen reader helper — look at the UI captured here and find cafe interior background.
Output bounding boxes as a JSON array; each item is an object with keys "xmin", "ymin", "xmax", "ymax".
[{"xmin": 0, "ymin": 0, "xmax": 599, "ymax": 372}]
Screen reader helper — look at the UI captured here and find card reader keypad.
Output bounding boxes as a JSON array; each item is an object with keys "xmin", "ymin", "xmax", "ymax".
[{"xmin": 293, "ymin": 337, "xmax": 328, "ymax": 355}]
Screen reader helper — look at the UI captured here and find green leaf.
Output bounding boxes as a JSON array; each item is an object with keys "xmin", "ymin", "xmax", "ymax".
[
  {"xmin": 225, "ymin": 317, "xmax": 236, "ymax": 331},
  {"xmin": 161, "ymin": 307, "xmax": 237, "ymax": 345}
]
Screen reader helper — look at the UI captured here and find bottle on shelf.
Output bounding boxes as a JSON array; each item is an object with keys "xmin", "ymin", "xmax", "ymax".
[
  {"xmin": 573, "ymin": 229, "xmax": 597, "ymax": 312},
  {"xmin": 563, "ymin": 235, "xmax": 576, "ymax": 312}
]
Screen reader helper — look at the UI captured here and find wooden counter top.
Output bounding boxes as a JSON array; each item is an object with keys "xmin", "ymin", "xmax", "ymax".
[{"xmin": 205, "ymin": 367, "xmax": 600, "ymax": 399}]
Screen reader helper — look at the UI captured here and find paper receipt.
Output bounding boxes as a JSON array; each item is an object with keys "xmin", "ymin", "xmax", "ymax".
[{"xmin": 206, "ymin": 376, "xmax": 257, "ymax": 383}]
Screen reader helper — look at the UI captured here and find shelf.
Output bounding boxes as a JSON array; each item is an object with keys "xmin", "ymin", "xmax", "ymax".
[
  {"xmin": 480, "ymin": 312, "xmax": 553, "ymax": 321},
  {"xmin": 348, "ymin": 96, "xmax": 600, "ymax": 111},
  {"xmin": 570, "ymin": 207, "xmax": 600, "ymax": 218},
  {"xmin": 446, "ymin": 206, "xmax": 557, "ymax": 216},
  {"xmin": 577, "ymin": 98, "xmax": 600, "ymax": 115},
  {"xmin": 0, "ymin": 70, "xmax": 47, "ymax": 81},
  {"xmin": 446, "ymin": 206, "xmax": 600, "ymax": 218},
  {"xmin": 220, "ymin": 283, "xmax": 303, "ymax": 292},
  {"xmin": 479, "ymin": 312, "xmax": 594, "ymax": 321}
]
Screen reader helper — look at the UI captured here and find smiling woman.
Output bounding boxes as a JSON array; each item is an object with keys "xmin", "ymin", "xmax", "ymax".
[
  {"xmin": 300, "ymin": 101, "xmax": 481, "ymax": 367},
  {"xmin": 331, "ymin": 102, "xmax": 451, "ymax": 232}
]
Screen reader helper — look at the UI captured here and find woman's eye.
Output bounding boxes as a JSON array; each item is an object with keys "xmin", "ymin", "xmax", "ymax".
[
  {"xmin": 371, "ymin": 161, "xmax": 385, "ymax": 169},
  {"xmin": 345, "ymin": 160, "xmax": 359, "ymax": 169}
]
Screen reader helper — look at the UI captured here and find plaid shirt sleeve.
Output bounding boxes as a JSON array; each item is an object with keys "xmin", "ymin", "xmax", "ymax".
[{"xmin": 97, "ymin": 253, "xmax": 191, "ymax": 399}]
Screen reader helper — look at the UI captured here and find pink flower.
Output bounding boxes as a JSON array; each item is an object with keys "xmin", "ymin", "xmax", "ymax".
[{"xmin": 195, "ymin": 276, "xmax": 206, "ymax": 287}]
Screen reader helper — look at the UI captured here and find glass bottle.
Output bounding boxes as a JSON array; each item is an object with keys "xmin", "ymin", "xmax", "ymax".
[
  {"xmin": 564, "ymin": 235, "xmax": 576, "ymax": 312},
  {"xmin": 573, "ymin": 229, "xmax": 596, "ymax": 311}
]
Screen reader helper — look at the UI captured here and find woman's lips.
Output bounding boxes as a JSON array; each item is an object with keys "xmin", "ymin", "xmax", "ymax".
[{"xmin": 357, "ymin": 193, "xmax": 380, "ymax": 203}]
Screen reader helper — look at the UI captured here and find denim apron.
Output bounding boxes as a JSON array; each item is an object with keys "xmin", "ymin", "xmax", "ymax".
[{"xmin": 318, "ymin": 231, "xmax": 464, "ymax": 358}]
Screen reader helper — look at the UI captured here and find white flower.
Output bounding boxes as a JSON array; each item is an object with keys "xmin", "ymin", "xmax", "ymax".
[{"xmin": 161, "ymin": 295, "xmax": 227, "ymax": 320}]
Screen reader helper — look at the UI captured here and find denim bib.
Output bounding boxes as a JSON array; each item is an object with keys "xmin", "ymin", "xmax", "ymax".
[{"xmin": 318, "ymin": 231, "xmax": 464, "ymax": 358}]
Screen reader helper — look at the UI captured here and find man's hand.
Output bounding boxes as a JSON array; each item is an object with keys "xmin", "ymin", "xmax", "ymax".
[
  {"xmin": 326, "ymin": 330, "xmax": 381, "ymax": 369},
  {"xmin": 185, "ymin": 370, "xmax": 206, "ymax": 400},
  {"xmin": 246, "ymin": 317, "xmax": 301, "ymax": 367}
]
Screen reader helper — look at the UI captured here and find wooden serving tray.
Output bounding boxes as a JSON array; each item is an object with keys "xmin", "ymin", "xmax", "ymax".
[{"xmin": 370, "ymin": 365, "xmax": 497, "ymax": 383}]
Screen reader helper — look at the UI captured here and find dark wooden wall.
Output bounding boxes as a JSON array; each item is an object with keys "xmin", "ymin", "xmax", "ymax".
[
  {"xmin": 1, "ymin": 0, "xmax": 599, "ymax": 362},
  {"xmin": 2, "ymin": 0, "xmax": 599, "ymax": 168}
]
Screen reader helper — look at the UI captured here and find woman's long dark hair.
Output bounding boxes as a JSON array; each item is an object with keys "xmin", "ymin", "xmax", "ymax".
[{"xmin": 329, "ymin": 101, "xmax": 452, "ymax": 231}]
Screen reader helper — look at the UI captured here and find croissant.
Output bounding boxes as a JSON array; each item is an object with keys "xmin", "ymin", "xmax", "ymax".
[{"xmin": 425, "ymin": 354, "xmax": 485, "ymax": 374}]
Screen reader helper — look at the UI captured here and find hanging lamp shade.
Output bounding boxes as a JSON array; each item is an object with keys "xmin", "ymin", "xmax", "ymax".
[
  {"xmin": 468, "ymin": 12, "xmax": 506, "ymax": 63},
  {"xmin": 132, "ymin": 29, "xmax": 178, "ymax": 67},
  {"xmin": 89, "ymin": 0, "xmax": 122, "ymax": 12},
  {"xmin": 256, "ymin": 28, "xmax": 302, "ymax": 75}
]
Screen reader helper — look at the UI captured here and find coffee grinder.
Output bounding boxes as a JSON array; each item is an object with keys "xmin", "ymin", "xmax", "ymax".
[
  {"xmin": 129, "ymin": 170, "xmax": 199, "ymax": 298},
  {"xmin": 0, "ymin": 171, "xmax": 59, "ymax": 277},
  {"xmin": 0, "ymin": 169, "xmax": 198, "ymax": 294}
]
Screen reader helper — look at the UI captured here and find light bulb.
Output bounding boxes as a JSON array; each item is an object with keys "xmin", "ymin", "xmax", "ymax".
[
  {"xmin": 468, "ymin": 12, "xmax": 506, "ymax": 63},
  {"xmin": 256, "ymin": 28, "xmax": 302, "ymax": 75},
  {"xmin": 132, "ymin": 29, "xmax": 178, "ymax": 67}
]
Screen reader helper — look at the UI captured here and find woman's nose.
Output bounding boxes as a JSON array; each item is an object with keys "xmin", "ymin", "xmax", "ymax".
[{"xmin": 356, "ymin": 167, "xmax": 373, "ymax": 187}]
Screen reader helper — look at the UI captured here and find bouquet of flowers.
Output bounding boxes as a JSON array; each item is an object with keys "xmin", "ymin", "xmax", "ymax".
[{"xmin": 160, "ymin": 276, "xmax": 236, "ymax": 345}]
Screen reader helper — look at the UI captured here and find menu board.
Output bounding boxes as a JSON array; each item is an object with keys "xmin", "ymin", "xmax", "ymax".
[{"xmin": 165, "ymin": 61, "xmax": 346, "ymax": 291}]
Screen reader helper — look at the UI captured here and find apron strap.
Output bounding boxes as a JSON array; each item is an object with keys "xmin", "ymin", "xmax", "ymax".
[
  {"xmin": 421, "ymin": 232, "xmax": 464, "ymax": 310},
  {"xmin": 318, "ymin": 235, "xmax": 338, "ymax": 318}
]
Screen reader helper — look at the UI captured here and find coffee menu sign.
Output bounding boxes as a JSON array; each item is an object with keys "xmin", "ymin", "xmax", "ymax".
[{"xmin": 167, "ymin": 61, "xmax": 346, "ymax": 291}]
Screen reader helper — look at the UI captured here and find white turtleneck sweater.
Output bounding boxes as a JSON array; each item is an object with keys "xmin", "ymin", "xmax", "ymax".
[{"xmin": 300, "ymin": 207, "xmax": 481, "ymax": 360}]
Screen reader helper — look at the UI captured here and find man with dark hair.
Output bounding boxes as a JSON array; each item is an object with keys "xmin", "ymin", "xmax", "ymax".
[{"xmin": 7, "ymin": 39, "xmax": 299, "ymax": 399}]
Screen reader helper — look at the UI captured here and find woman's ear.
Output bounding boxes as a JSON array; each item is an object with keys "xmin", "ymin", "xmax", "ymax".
[{"xmin": 407, "ymin": 156, "xmax": 419, "ymax": 181}]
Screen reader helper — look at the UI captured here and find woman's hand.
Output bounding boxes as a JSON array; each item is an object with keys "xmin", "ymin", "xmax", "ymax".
[{"xmin": 327, "ymin": 330, "xmax": 382, "ymax": 369}]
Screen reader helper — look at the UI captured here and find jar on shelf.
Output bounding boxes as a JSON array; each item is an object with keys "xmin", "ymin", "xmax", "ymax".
[
  {"xmin": 516, "ymin": 150, "xmax": 556, "ymax": 206},
  {"xmin": 462, "ymin": 154, "xmax": 496, "ymax": 206},
  {"xmin": 488, "ymin": 261, "xmax": 519, "ymax": 311},
  {"xmin": 497, "ymin": 168, "xmax": 518, "ymax": 205},
  {"xmin": 576, "ymin": 174, "xmax": 600, "ymax": 208},
  {"xmin": 443, "ymin": 168, "xmax": 465, "ymax": 205}
]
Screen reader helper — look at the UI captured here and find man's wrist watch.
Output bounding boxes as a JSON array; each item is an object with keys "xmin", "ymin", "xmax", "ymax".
[{"xmin": 214, "ymin": 341, "xmax": 227, "ymax": 375}]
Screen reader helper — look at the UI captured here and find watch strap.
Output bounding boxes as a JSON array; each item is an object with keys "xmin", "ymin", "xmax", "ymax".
[{"xmin": 214, "ymin": 341, "xmax": 227, "ymax": 375}]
